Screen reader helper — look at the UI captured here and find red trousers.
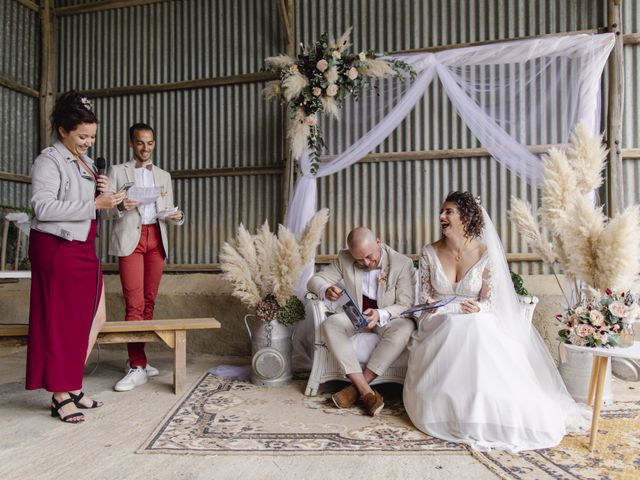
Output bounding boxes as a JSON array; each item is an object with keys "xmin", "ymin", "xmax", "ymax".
[{"xmin": 119, "ymin": 223, "xmax": 165, "ymax": 368}]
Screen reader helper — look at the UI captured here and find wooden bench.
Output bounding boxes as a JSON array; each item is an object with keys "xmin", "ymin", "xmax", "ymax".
[{"xmin": 0, "ymin": 317, "xmax": 221, "ymax": 395}]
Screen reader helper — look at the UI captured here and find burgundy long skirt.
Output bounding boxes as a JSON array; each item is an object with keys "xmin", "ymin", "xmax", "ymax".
[{"xmin": 26, "ymin": 220, "xmax": 102, "ymax": 392}]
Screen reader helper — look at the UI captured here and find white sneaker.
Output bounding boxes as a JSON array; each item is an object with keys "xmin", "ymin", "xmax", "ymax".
[
  {"xmin": 125, "ymin": 360, "xmax": 159, "ymax": 377},
  {"xmin": 114, "ymin": 367, "xmax": 148, "ymax": 392}
]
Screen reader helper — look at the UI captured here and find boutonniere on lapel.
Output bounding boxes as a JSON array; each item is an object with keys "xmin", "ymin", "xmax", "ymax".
[
  {"xmin": 159, "ymin": 186, "xmax": 167, "ymax": 198},
  {"xmin": 378, "ymin": 269, "xmax": 389, "ymax": 286}
]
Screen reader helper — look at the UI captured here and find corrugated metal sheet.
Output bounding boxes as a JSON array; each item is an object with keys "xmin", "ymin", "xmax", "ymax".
[
  {"xmin": 301, "ymin": 0, "xmax": 611, "ymax": 273},
  {"xmin": 56, "ymin": 0, "xmax": 285, "ymax": 264},
  {"xmin": 0, "ymin": 0, "xmax": 40, "ymax": 89},
  {"xmin": 0, "ymin": 0, "xmax": 39, "ymax": 212},
  {"xmin": 623, "ymin": 0, "xmax": 640, "ymax": 208}
]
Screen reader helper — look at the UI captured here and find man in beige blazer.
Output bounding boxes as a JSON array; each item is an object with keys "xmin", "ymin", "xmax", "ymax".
[
  {"xmin": 307, "ymin": 227, "xmax": 415, "ymax": 416},
  {"xmin": 105, "ymin": 123, "xmax": 184, "ymax": 392}
]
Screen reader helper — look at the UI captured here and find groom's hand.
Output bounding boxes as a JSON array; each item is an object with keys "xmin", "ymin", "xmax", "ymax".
[
  {"xmin": 363, "ymin": 309, "xmax": 379, "ymax": 329},
  {"xmin": 325, "ymin": 285, "xmax": 343, "ymax": 301}
]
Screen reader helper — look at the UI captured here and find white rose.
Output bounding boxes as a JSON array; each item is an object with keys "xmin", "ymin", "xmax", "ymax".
[
  {"xmin": 358, "ymin": 52, "xmax": 367, "ymax": 62},
  {"xmin": 347, "ymin": 67, "xmax": 359, "ymax": 80},
  {"xmin": 289, "ymin": 64, "xmax": 299, "ymax": 74},
  {"xmin": 316, "ymin": 59, "xmax": 328, "ymax": 72},
  {"xmin": 331, "ymin": 50, "xmax": 341, "ymax": 60},
  {"xmin": 609, "ymin": 301, "xmax": 628, "ymax": 318},
  {"xmin": 304, "ymin": 115, "xmax": 316, "ymax": 126},
  {"xmin": 326, "ymin": 84, "xmax": 338, "ymax": 97},
  {"xmin": 589, "ymin": 310, "xmax": 604, "ymax": 327}
]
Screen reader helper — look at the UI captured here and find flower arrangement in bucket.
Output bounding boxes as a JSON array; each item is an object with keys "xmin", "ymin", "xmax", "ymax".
[
  {"xmin": 262, "ymin": 28, "xmax": 416, "ymax": 174},
  {"xmin": 509, "ymin": 122, "xmax": 640, "ymax": 348},
  {"xmin": 557, "ymin": 289, "xmax": 638, "ymax": 348},
  {"xmin": 219, "ymin": 209, "xmax": 330, "ymax": 325}
]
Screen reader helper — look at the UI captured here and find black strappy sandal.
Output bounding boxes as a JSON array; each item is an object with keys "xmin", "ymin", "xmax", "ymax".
[
  {"xmin": 69, "ymin": 391, "xmax": 103, "ymax": 409},
  {"xmin": 51, "ymin": 396, "xmax": 85, "ymax": 424}
]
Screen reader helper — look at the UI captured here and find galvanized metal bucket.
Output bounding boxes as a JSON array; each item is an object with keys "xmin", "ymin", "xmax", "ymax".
[{"xmin": 244, "ymin": 314, "xmax": 293, "ymax": 387}]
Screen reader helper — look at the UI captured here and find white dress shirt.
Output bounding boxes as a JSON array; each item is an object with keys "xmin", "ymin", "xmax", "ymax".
[{"xmin": 134, "ymin": 163, "xmax": 157, "ymax": 225}]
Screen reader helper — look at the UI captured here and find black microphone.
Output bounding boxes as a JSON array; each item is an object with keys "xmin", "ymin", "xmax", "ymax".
[{"xmin": 96, "ymin": 157, "xmax": 106, "ymax": 176}]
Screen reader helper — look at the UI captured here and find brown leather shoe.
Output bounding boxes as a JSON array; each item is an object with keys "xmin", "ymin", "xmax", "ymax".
[
  {"xmin": 331, "ymin": 385, "xmax": 358, "ymax": 409},
  {"xmin": 362, "ymin": 390, "xmax": 384, "ymax": 417}
]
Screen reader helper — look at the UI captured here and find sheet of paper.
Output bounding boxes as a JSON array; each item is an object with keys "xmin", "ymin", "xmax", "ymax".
[
  {"xmin": 127, "ymin": 186, "xmax": 160, "ymax": 205},
  {"xmin": 156, "ymin": 206, "xmax": 178, "ymax": 219}
]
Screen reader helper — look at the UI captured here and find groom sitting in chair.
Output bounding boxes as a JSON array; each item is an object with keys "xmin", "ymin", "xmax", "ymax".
[{"xmin": 307, "ymin": 227, "xmax": 415, "ymax": 417}]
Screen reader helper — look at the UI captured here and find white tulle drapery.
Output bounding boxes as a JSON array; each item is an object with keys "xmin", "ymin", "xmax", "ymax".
[{"xmin": 287, "ymin": 33, "xmax": 614, "ymax": 368}]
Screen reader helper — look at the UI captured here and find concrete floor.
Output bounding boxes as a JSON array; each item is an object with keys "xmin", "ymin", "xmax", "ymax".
[{"xmin": 1, "ymin": 346, "xmax": 637, "ymax": 480}]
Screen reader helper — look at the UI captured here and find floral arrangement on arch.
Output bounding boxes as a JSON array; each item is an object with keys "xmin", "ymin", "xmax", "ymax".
[
  {"xmin": 219, "ymin": 209, "xmax": 329, "ymax": 325},
  {"xmin": 557, "ymin": 289, "xmax": 638, "ymax": 347},
  {"xmin": 263, "ymin": 28, "xmax": 416, "ymax": 174},
  {"xmin": 508, "ymin": 122, "xmax": 640, "ymax": 348}
]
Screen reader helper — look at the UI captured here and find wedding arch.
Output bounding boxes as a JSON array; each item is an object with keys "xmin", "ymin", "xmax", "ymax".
[{"xmin": 277, "ymin": 33, "xmax": 616, "ymax": 367}]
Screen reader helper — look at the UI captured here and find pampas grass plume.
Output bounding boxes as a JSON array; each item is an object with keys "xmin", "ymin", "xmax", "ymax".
[
  {"xmin": 595, "ymin": 205, "xmax": 640, "ymax": 291},
  {"xmin": 219, "ymin": 242, "xmax": 261, "ymax": 306},
  {"xmin": 332, "ymin": 27, "xmax": 353, "ymax": 52},
  {"xmin": 508, "ymin": 197, "xmax": 557, "ymax": 264},
  {"xmin": 566, "ymin": 123, "xmax": 607, "ymax": 194},
  {"xmin": 325, "ymin": 66, "xmax": 339, "ymax": 83},
  {"xmin": 264, "ymin": 54, "xmax": 295, "ymax": 69},
  {"xmin": 321, "ymin": 96, "xmax": 339, "ymax": 119},
  {"xmin": 254, "ymin": 221, "xmax": 278, "ymax": 296},
  {"xmin": 358, "ymin": 59, "xmax": 397, "ymax": 78},
  {"xmin": 282, "ymin": 73, "xmax": 308, "ymax": 102},
  {"xmin": 263, "ymin": 81, "xmax": 282, "ymax": 101},
  {"xmin": 273, "ymin": 226, "xmax": 303, "ymax": 305},
  {"xmin": 299, "ymin": 209, "xmax": 330, "ymax": 265}
]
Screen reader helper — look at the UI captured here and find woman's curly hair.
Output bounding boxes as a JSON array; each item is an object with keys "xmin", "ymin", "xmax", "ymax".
[{"xmin": 445, "ymin": 191, "xmax": 484, "ymax": 238}]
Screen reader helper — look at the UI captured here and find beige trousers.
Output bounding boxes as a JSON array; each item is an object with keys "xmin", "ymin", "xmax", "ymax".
[{"xmin": 321, "ymin": 313, "xmax": 415, "ymax": 376}]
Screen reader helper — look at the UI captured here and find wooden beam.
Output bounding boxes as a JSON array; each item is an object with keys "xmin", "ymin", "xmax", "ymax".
[
  {"xmin": 0, "ymin": 76, "xmax": 39, "ymax": 98},
  {"xmin": 169, "ymin": 165, "xmax": 285, "ymax": 180},
  {"xmin": 276, "ymin": 0, "xmax": 293, "ymax": 53},
  {"xmin": 606, "ymin": 0, "xmax": 624, "ymax": 215},
  {"xmin": 0, "ymin": 171, "xmax": 31, "ymax": 183},
  {"xmin": 623, "ymin": 148, "xmax": 640, "ymax": 159},
  {"xmin": 39, "ymin": 0, "xmax": 56, "ymax": 151},
  {"xmin": 15, "ymin": 0, "xmax": 39, "ymax": 13},
  {"xmin": 280, "ymin": 0, "xmax": 297, "ymax": 222},
  {"xmin": 55, "ymin": 0, "xmax": 169, "ymax": 16},
  {"xmin": 391, "ymin": 28, "xmax": 605, "ymax": 55},
  {"xmin": 623, "ymin": 33, "xmax": 640, "ymax": 45},
  {"xmin": 77, "ymin": 72, "xmax": 277, "ymax": 98}
]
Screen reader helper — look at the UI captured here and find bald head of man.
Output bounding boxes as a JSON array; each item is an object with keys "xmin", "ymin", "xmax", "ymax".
[{"xmin": 347, "ymin": 227, "xmax": 382, "ymax": 270}]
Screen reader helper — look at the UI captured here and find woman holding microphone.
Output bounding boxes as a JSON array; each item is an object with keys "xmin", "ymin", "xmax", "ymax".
[{"xmin": 26, "ymin": 91, "xmax": 125, "ymax": 423}]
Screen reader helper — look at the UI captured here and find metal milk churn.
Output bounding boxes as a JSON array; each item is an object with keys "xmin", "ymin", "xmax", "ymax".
[{"xmin": 244, "ymin": 315, "xmax": 293, "ymax": 387}]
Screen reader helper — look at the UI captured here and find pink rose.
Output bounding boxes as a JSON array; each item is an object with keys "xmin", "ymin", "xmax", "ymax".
[
  {"xmin": 568, "ymin": 314, "xmax": 580, "ymax": 326},
  {"xmin": 316, "ymin": 59, "xmax": 329, "ymax": 72},
  {"xmin": 609, "ymin": 301, "xmax": 628, "ymax": 318},
  {"xmin": 575, "ymin": 324, "xmax": 595, "ymax": 338},
  {"xmin": 311, "ymin": 87, "xmax": 322, "ymax": 96},
  {"xmin": 570, "ymin": 335, "xmax": 588, "ymax": 346},
  {"xmin": 326, "ymin": 84, "xmax": 338, "ymax": 97},
  {"xmin": 347, "ymin": 67, "xmax": 359, "ymax": 80},
  {"xmin": 589, "ymin": 310, "xmax": 604, "ymax": 327},
  {"xmin": 304, "ymin": 115, "xmax": 316, "ymax": 126}
]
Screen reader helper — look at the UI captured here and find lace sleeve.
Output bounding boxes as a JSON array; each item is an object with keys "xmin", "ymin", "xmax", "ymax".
[
  {"xmin": 418, "ymin": 249, "xmax": 434, "ymax": 304},
  {"xmin": 477, "ymin": 265, "xmax": 496, "ymax": 312}
]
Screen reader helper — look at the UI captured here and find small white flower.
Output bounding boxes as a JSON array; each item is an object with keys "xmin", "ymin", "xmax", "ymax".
[
  {"xmin": 358, "ymin": 52, "xmax": 367, "ymax": 62},
  {"xmin": 331, "ymin": 50, "xmax": 341, "ymax": 60}
]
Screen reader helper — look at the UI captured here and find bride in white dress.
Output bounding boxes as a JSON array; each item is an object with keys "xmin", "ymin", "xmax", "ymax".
[{"xmin": 403, "ymin": 191, "xmax": 589, "ymax": 452}]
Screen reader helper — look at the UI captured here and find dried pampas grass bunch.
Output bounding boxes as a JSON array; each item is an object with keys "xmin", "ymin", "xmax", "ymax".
[
  {"xmin": 509, "ymin": 122, "xmax": 640, "ymax": 297},
  {"xmin": 219, "ymin": 209, "xmax": 330, "ymax": 319}
]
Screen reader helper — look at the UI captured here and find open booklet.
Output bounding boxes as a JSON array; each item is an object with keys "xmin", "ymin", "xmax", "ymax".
[
  {"xmin": 334, "ymin": 288, "xmax": 369, "ymax": 330},
  {"xmin": 401, "ymin": 296, "xmax": 457, "ymax": 316}
]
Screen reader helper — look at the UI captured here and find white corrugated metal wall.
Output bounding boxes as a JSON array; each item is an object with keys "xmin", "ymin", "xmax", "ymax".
[{"xmin": 1, "ymin": 0, "xmax": 638, "ymax": 273}]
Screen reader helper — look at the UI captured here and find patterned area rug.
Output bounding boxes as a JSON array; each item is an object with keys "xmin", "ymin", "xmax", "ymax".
[
  {"xmin": 141, "ymin": 372, "xmax": 639, "ymax": 480},
  {"xmin": 140, "ymin": 372, "xmax": 463, "ymax": 455},
  {"xmin": 472, "ymin": 400, "xmax": 640, "ymax": 480}
]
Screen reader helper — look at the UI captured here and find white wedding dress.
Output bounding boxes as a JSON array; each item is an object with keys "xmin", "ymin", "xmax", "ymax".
[{"xmin": 404, "ymin": 211, "xmax": 590, "ymax": 452}]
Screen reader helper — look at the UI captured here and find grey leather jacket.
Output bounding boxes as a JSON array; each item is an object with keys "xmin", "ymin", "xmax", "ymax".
[{"xmin": 30, "ymin": 142, "xmax": 98, "ymax": 242}]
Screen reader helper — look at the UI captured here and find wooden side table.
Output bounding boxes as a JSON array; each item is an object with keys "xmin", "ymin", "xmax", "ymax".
[{"xmin": 564, "ymin": 341, "xmax": 640, "ymax": 451}]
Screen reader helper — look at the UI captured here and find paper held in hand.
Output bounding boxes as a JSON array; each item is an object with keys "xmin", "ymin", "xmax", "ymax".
[
  {"xmin": 127, "ymin": 186, "xmax": 160, "ymax": 205},
  {"xmin": 401, "ymin": 296, "xmax": 457, "ymax": 315},
  {"xmin": 333, "ymin": 288, "xmax": 369, "ymax": 330},
  {"xmin": 156, "ymin": 206, "xmax": 179, "ymax": 219}
]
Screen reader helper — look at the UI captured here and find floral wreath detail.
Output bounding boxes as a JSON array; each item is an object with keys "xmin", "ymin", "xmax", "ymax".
[
  {"xmin": 263, "ymin": 27, "xmax": 416, "ymax": 175},
  {"xmin": 80, "ymin": 96, "xmax": 93, "ymax": 112}
]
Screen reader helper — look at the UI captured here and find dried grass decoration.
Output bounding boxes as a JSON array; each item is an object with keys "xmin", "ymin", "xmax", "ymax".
[
  {"xmin": 219, "ymin": 209, "xmax": 330, "ymax": 325},
  {"xmin": 262, "ymin": 28, "xmax": 416, "ymax": 174},
  {"xmin": 508, "ymin": 123, "xmax": 640, "ymax": 346}
]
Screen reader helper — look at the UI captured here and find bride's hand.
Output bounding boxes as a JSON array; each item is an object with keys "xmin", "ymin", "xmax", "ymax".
[{"xmin": 460, "ymin": 299, "xmax": 480, "ymax": 314}]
